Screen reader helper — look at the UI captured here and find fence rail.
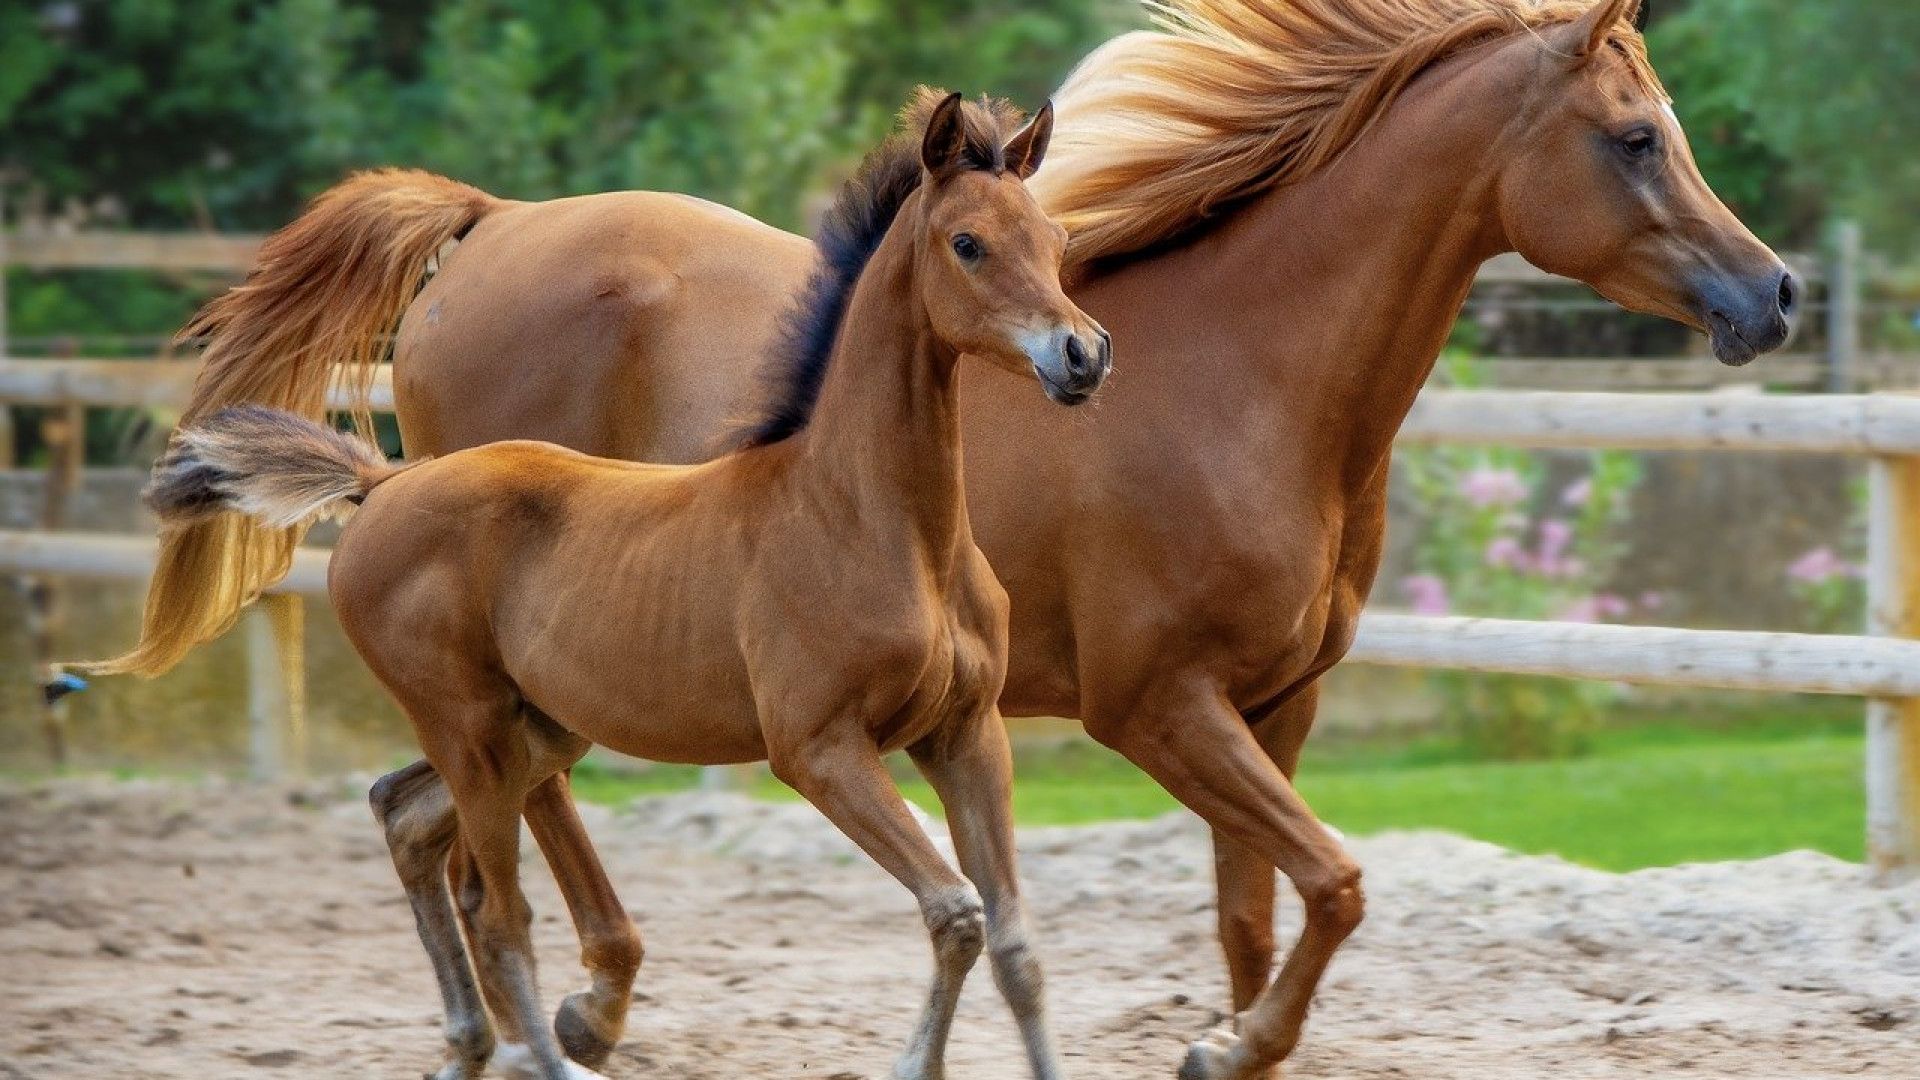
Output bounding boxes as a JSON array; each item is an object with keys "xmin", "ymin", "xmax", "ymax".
[{"xmin": 3, "ymin": 230, "xmax": 1918, "ymax": 882}]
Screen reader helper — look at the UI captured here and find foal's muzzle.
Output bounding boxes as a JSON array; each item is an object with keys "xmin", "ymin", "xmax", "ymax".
[{"xmin": 1032, "ymin": 326, "xmax": 1112, "ymax": 405}]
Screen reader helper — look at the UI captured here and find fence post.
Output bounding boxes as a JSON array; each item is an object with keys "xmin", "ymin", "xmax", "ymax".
[
  {"xmin": 1866, "ymin": 454, "xmax": 1920, "ymax": 883},
  {"xmin": 246, "ymin": 602, "xmax": 286, "ymax": 781},
  {"xmin": 1826, "ymin": 219, "xmax": 1861, "ymax": 393},
  {"xmin": 30, "ymin": 404, "xmax": 85, "ymax": 766},
  {"xmin": 245, "ymin": 593, "xmax": 309, "ymax": 781}
]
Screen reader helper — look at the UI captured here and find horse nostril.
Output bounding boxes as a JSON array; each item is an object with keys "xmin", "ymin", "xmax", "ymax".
[
  {"xmin": 1777, "ymin": 270, "xmax": 1798, "ymax": 317},
  {"xmin": 1097, "ymin": 329, "xmax": 1113, "ymax": 366},
  {"xmin": 1065, "ymin": 335, "xmax": 1090, "ymax": 378}
]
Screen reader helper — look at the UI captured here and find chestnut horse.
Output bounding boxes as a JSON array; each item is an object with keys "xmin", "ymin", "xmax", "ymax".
[
  {"xmin": 92, "ymin": 1, "xmax": 1795, "ymax": 1077},
  {"xmin": 136, "ymin": 94, "xmax": 1108, "ymax": 1080}
]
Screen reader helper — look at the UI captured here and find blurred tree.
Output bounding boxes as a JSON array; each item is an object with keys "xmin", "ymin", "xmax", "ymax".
[
  {"xmin": 1, "ymin": 0, "xmax": 1113, "ymax": 233},
  {"xmin": 1652, "ymin": 0, "xmax": 1920, "ymax": 253}
]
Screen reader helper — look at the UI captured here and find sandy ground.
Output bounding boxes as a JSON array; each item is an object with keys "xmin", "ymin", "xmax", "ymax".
[{"xmin": 2, "ymin": 779, "xmax": 1917, "ymax": 1080}]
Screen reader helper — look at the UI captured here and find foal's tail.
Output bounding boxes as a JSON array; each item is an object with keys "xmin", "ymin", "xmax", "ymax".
[
  {"xmin": 145, "ymin": 406, "xmax": 400, "ymax": 531},
  {"xmin": 77, "ymin": 169, "xmax": 496, "ymax": 678}
]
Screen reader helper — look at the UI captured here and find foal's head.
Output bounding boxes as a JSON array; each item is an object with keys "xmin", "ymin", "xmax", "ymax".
[
  {"xmin": 911, "ymin": 92, "xmax": 1111, "ymax": 404},
  {"xmin": 1492, "ymin": 0, "xmax": 1794, "ymax": 365}
]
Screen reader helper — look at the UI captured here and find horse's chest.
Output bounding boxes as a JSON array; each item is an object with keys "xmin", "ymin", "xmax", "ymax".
[{"xmin": 877, "ymin": 602, "xmax": 1003, "ymax": 753}]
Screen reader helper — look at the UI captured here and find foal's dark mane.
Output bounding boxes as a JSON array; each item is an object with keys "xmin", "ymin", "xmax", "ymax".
[{"xmin": 735, "ymin": 90, "xmax": 1025, "ymax": 450}]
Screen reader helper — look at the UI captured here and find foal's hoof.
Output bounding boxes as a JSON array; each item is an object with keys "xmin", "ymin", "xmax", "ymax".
[
  {"xmin": 554, "ymin": 993, "xmax": 618, "ymax": 1068},
  {"xmin": 1177, "ymin": 1025, "xmax": 1244, "ymax": 1080},
  {"xmin": 489, "ymin": 1042, "xmax": 610, "ymax": 1080}
]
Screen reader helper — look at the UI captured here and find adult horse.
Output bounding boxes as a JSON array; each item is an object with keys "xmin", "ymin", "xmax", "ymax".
[{"xmin": 95, "ymin": 1, "xmax": 1794, "ymax": 1076}]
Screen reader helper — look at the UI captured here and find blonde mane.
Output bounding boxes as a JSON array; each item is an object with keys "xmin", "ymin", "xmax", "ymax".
[{"xmin": 1033, "ymin": 0, "xmax": 1663, "ymax": 269}]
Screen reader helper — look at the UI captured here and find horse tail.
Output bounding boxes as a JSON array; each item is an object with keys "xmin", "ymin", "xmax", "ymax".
[
  {"xmin": 77, "ymin": 169, "xmax": 495, "ymax": 677},
  {"xmin": 145, "ymin": 406, "xmax": 400, "ymax": 531}
]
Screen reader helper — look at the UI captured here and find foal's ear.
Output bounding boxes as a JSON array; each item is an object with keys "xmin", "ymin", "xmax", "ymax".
[
  {"xmin": 1002, "ymin": 101, "xmax": 1055, "ymax": 180},
  {"xmin": 1567, "ymin": 0, "xmax": 1638, "ymax": 59},
  {"xmin": 1633, "ymin": 0, "xmax": 1650, "ymax": 34},
  {"xmin": 921, "ymin": 92, "xmax": 969, "ymax": 176}
]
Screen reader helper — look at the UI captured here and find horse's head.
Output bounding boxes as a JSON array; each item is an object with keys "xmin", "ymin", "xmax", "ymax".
[
  {"xmin": 915, "ymin": 93, "xmax": 1111, "ymax": 404},
  {"xmin": 1492, "ymin": 0, "xmax": 1795, "ymax": 365}
]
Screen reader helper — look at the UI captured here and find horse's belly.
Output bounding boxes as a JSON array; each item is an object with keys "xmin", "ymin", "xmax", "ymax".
[{"xmin": 509, "ymin": 633, "xmax": 768, "ymax": 766}]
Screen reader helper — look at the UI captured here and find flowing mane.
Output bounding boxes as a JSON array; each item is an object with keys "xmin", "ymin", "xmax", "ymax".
[
  {"xmin": 1032, "ymin": 0, "xmax": 1663, "ymax": 270},
  {"xmin": 736, "ymin": 89, "xmax": 1026, "ymax": 450}
]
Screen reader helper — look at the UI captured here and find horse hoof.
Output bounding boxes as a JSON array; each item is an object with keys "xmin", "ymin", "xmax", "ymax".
[
  {"xmin": 1177, "ymin": 1025, "xmax": 1242, "ymax": 1080},
  {"xmin": 554, "ymin": 992, "xmax": 618, "ymax": 1068},
  {"xmin": 489, "ymin": 1042, "xmax": 610, "ymax": 1080}
]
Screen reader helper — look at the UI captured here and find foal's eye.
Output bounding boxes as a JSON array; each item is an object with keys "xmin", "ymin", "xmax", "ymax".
[
  {"xmin": 1618, "ymin": 129, "xmax": 1659, "ymax": 160},
  {"xmin": 952, "ymin": 233, "xmax": 982, "ymax": 260}
]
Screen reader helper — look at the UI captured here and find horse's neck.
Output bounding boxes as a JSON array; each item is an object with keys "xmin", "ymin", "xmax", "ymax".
[
  {"xmin": 1126, "ymin": 44, "xmax": 1521, "ymax": 494},
  {"xmin": 793, "ymin": 230, "xmax": 971, "ymax": 572}
]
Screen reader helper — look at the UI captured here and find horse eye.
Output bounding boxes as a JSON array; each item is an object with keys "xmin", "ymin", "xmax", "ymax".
[
  {"xmin": 1619, "ymin": 130, "xmax": 1658, "ymax": 159},
  {"xmin": 952, "ymin": 233, "xmax": 982, "ymax": 260}
]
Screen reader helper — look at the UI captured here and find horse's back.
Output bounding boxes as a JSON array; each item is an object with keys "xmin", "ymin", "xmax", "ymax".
[{"xmin": 394, "ymin": 190, "xmax": 813, "ymax": 466}]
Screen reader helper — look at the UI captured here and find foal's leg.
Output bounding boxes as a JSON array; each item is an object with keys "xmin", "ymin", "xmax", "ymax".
[
  {"xmin": 1085, "ymin": 682, "xmax": 1363, "ymax": 1080},
  {"xmin": 416, "ymin": 699, "xmax": 599, "ymax": 1080},
  {"xmin": 910, "ymin": 708, "xmax": 1065, "ymax": 1080},
  {"xmin": 768, "ymin": 731, "xmax": 985, "ymax": 1080},
  {"xmin": 523, "ymin": 771, "xmax": 645, "ymax": 1067},
  {"xmin": 370, "ymin": 760, "xmax": 494, "ymax": 1080}
]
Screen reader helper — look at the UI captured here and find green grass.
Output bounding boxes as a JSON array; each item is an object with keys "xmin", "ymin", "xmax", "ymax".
[{"xmin": 569, "ymin": 702, "xmax": 1866, "ymax": 872}]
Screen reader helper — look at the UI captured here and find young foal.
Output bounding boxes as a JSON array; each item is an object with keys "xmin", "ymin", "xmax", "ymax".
[{"xmin": 141, "ymin": 92, "xmax": 1108, "ymax": 1080}]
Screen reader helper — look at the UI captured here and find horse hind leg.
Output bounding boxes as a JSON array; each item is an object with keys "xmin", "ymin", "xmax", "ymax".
[
  {"xmin": 429, "ymin": 708, "xmax": 602, "ymax": 1080},
  {"xmin": 521, "ymin": 771, "xmax": 644, "ymax": 1068},
  {"xmin": 370, "ymin": 760, "xmax": 493, "ymax": 1080}
]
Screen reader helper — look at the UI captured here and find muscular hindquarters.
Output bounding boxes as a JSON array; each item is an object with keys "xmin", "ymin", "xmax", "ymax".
[{"xmin": 394, "ymin": 192, "xmax": 813, "ymax": 463}]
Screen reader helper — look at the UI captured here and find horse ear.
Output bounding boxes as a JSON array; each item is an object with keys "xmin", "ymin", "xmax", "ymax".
[
  {"xmin": 1002, "ymin": 101, "xmax": 1055, "ymax": 180},
  {"xmin": 921, "ymin": 92, "xmax": 968, "ymax": 176},
  {"xmin": 1633, "ymin": 0, "xmax": 1650, "ymax": 34},
  {"xmin": 1568, "ymin": 0, "xmax": 1637, "ymax": 59}
]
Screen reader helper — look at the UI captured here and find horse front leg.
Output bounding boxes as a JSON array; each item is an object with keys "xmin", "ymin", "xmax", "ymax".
[
  {"xmin": 910, "ymin": 706, "xmax": 1065, "ymax": 1080},
  {"xmin": 767, "ymin": 727, "xmax": 984, "ymax": 1080},
  {"xmin": 1085, "ymin": 681, "xmax": 1363, "ymax": 1080},
  {"xmin": 1211, "ymin": 684, "xmax": 1325, "ymax": 1079}
]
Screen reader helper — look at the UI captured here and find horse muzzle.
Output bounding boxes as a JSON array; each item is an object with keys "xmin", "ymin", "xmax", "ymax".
[{"xmin": 1699, "ymin": 264, "xmax": 1798, "ymax": 367}]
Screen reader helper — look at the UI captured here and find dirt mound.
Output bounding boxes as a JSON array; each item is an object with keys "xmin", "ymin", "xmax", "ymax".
[{"xmin": 2, "ymin": 779, "xmax": 1915, "ymax": 1078}]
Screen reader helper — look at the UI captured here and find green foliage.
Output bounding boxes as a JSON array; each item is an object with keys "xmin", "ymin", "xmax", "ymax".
[
  {"xmin": 1652, "ymin": 0, "xmax": 1920, "ymax": 252},
  {"xmin": 1, "ymin": 0, "xmax": 1111, "ymax": 232}
]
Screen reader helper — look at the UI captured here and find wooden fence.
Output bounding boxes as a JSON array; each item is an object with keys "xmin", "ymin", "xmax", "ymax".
[{"xmin": 4, "ymin": 232, "xmax": 1919, "ymax": 884}]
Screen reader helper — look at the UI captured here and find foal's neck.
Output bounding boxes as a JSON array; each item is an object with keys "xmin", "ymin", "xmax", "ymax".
[{"xmin": 791, "ymin": 218, "xmax": 972, "ymax": 574}]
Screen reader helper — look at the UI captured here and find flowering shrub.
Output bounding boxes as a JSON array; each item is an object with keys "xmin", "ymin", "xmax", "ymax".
[
  {"xmin": 1787, "ymin": 544, "xmax": 1865, "ymax": 632},
  {"xmin": 1394, "ymin": 351, "xmax": 1650, "ymax": 759}
]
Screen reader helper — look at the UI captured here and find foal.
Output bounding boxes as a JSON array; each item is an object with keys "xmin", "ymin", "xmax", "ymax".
[{"xmin": 143, "ymin": 92, "xmax": 1108, "ymax": 1080}]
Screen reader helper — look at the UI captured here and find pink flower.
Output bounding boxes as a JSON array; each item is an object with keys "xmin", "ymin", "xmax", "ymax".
[
  {"xmin": 1458, "ymin": 467, "xmax": 1529, "ymax": 509},
  {"xmin": 1559, "ymin": 593, "xmax": 1628, "ymax": 623},
  {"xmin": 1788, "ymin": 547, "xmax": 1862, "ymax": 584},
  {"xmin": 1561, "ymin": 477, "xmax": 1593, "ymax": 508},
  {"xmin": 1538, "ymin": 519, "xmax": 1574, "ymax": 563},
  {"xmin": 1552, "ymin": 556, "xmax": 1588, "ymax": 581},
  {"xmin": 1638, "ymin": 591, "xmax": 1666, "ymax": 612},
  {"xmin": 1484, "ymin": 537, "xmax": 1528, "ymax": 569},
  {"xmin": 1556, "ymin": 597, "xmax": 1600, "ymax": 623},
  {"xmin": 1401, "ymin": 574, "xmax": 1451, "ymax": 616}
]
